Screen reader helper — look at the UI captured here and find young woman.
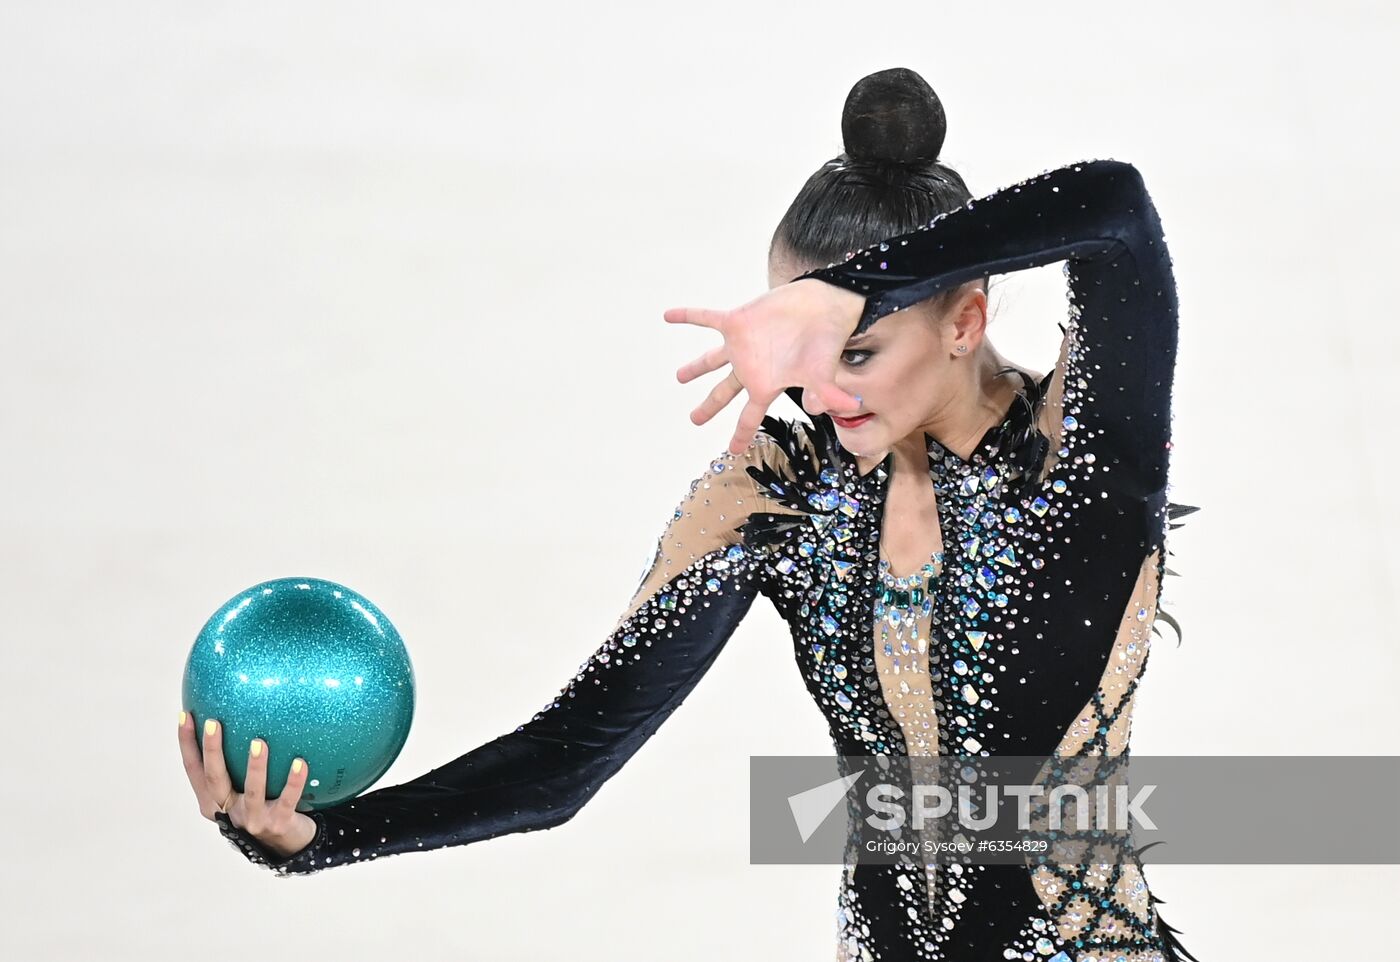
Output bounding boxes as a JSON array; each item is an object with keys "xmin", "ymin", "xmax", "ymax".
[{"xmin": 180, "ymin": 67, "xmax": 1198, "ymax": 962}]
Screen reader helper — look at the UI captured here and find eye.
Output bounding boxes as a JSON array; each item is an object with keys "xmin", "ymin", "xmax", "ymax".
[{"xmin": 841, "ymin": 349, "xmax": 874, "ymax": 368}]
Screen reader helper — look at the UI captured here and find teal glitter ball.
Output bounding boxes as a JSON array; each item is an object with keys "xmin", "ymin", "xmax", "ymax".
[{"xmin": 182, "ymin": 577, "xmax": 415, "ymax": 811}]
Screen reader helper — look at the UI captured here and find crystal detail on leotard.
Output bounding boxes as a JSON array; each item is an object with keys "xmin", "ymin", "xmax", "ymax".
[{"xmin": 208, "ymin": 157, "xmax": 1199, "ymax": 962}]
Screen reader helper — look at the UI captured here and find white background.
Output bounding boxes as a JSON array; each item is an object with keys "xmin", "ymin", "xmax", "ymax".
[{"xmin": 2, "ymin": 1, "xmax": 1397, "ymax": 959}]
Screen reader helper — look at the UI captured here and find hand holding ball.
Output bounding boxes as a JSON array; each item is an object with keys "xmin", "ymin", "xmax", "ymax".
[{"xmin": 182, "ymin": 577, "xmax": 415, "ymax": 811}]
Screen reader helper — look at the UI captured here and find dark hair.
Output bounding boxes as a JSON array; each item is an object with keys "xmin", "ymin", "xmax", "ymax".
[{"xmin": 771, "ymin": 67, "xmax": 990, "ymax": 308}]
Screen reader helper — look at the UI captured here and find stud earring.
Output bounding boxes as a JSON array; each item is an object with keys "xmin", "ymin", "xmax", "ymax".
[{"xmin": 955, "ymin": 345, "xmax": 968, "ymax": 354}]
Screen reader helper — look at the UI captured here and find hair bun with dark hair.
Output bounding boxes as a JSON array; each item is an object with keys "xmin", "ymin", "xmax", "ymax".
[{"xmin": 840, "ymin": 67, "xmax": 947, "ymax": 167}]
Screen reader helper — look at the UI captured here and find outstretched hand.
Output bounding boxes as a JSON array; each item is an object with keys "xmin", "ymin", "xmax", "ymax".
[{"xmin": 664, "ymin": 278, "xmax": 870, "ymax": 455}]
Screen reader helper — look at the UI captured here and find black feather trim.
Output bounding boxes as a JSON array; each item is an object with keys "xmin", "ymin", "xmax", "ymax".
[
  {"xmin": 989, "ymin": 367, "xmax": 1053, "ymax": 503},
  {"xmin": 1153, "ymin": 605, "xmax": 1184, "ymax": 647},
  {"xmin": 743, "ymin": 416, "xmax": 827, "ymax": 515},
  {"xmin": 1168, "ymin": 501, "xmax": 1201, "ymax": 521},
  {"xmin": 1154, "ymin": 500, "xmax": 1200, "ymax": 645},
  {"xmin": 736, "ymin": 511, "xmax": 813, "ymax": 547},
  {"xmin": 739, "ymin": 414, "xmax": 843, "ymax": 551},
  {"xmin": 1129, "ymin": 841, "xmax": 1203, "ymax": 962},
  {"xmin": 1150, "ymin": 893, "xmax": 1203, "ymax": 962}
]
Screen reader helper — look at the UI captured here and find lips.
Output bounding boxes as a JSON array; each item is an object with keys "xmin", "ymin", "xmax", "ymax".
[{"xmin": 832, "ymin": 412, "xmax": 874, "ymax": 428}]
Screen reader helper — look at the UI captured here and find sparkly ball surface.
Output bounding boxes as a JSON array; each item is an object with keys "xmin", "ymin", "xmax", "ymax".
[{"xmin": 182, "ymin": 577, "xmax": 415, "ymax": 810}]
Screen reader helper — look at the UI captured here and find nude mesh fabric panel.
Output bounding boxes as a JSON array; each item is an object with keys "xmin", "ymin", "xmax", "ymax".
[
  {"xmin": 1027, "ymin": 546, "xmax": 1164, "ymax": 956},
  {"xmin": 610, "ymin": 433, "xmax": 793, "ymax": 636}
]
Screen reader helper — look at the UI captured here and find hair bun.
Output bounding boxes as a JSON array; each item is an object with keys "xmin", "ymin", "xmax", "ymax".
[{"xmin": 840, "ymin": 67, "xmax": 947, "ymax": 167}]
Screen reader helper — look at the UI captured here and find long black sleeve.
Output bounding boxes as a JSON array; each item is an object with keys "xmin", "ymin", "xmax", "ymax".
[
  {"xmin": 214, "ymin": 440, "xmax": 795, "ymax": 875},
  {"xmin": 796, "ymin": 158, "xmax": 1179, "ymax": 496}
]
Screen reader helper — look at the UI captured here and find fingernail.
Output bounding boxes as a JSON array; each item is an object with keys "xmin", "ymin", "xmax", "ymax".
[
  {"xmin": 292, "ymin": 758, "xmax": 304, "ymax": 774},
  {"xmin": 251, "ymin": 739, "xmax": 263, "ymax": 758},
  {"xmin": 179, "ymin": 710, "xmax": 187, "ymax": 728},
  {"xmin": 204, "ymin": 719, "xmax": 217, "ymax": 737}
]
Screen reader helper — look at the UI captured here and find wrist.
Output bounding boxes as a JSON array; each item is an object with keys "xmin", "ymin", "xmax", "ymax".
[
  {"xmin": 798, "ymin": 277, "xmax": 865, "ymax": 326},
  {"xmin": 264, "ymin": 811, "xmax": 321, "ymax": 860},
  {"xmin": 831, "ymin": 285, "xmax": 867, "ymax": 332}
]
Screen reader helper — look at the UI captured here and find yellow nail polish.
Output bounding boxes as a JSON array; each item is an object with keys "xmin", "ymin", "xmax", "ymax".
[
  {"xmin": 251, "ymin": 739, "xmax": 263, "ymax": 758},
  {"xmin": 204, "ymin": 719, "xmax": 217, "ymax": 737},
  {"xmin": 292, "ymin": 758, "xmax": 303, "ymax": 774},
  {"xmin": 179, "ymin": 710, "xmax": 187, "ymax": 728}
]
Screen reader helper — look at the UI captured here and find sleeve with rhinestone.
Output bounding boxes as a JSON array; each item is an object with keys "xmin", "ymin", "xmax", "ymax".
[
  {"xmin": 796, "ymin": 158, "xmax": 1178, "ymax": 499},
  {"xmin": 213, "ymin": 440, "xmax": 788, "ymax": 876}
]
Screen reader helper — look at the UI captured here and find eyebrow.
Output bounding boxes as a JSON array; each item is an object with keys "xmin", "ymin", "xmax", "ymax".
[{"xmin": 845, "ymin": 332, "xmax": 877, "ymax": 347}]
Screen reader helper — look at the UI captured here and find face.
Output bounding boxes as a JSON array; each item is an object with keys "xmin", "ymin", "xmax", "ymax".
[{"xmin": 767, "ymin": 245, "xmax": 989, "ymax": 459}]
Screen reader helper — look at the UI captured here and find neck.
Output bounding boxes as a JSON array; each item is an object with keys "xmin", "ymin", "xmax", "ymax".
[{"xmin": 919, "ymin": 345, "xmax": 1023, "ymax": 460}]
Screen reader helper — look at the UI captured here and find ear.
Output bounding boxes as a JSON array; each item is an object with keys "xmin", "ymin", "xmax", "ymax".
[{"xmin": 944, "ymin": 283, "xmax": 990, "ymax": 355}]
